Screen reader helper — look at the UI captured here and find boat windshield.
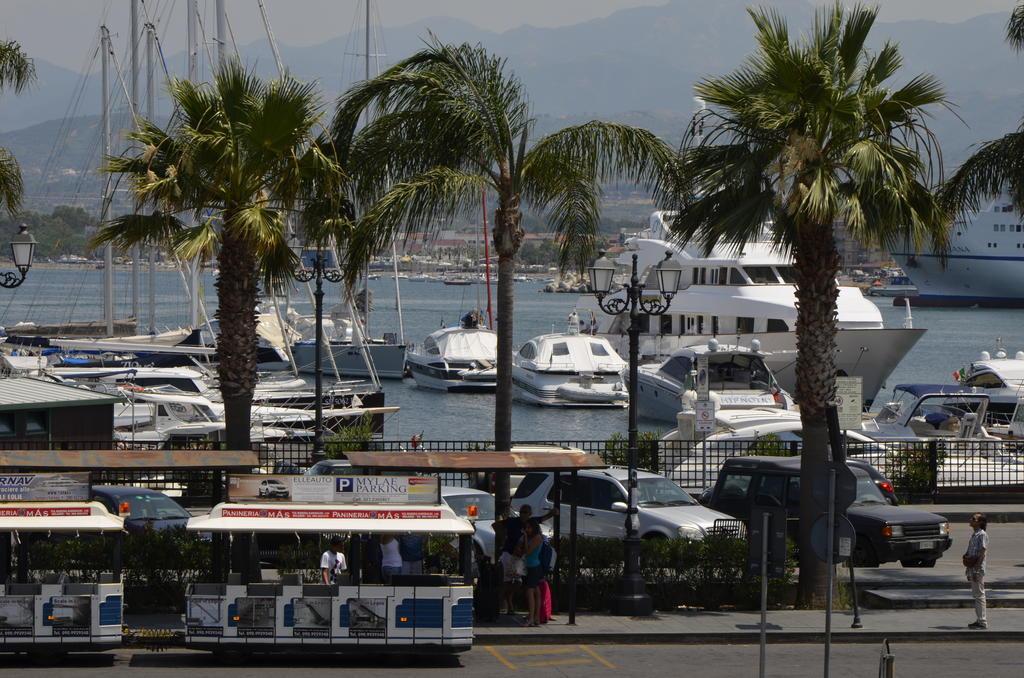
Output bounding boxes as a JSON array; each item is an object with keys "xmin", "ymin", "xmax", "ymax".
[
  {"xmin": 707, "ymin": 354, "xmax": 772, "ymax": 390},
  {"xmin": 659, "ymin": 355, "xmax": 694, "ymax": 382},
  {"xmin": 636, "ymin": 477, "xmax": 697, "ymax": 506},
  {"xmin": 744, "ymin": 266, "xmax": 780, "ymax": 284},
  {"xmin": 875, "ymin": 389, "xmax": 919, "ymax": 423}
]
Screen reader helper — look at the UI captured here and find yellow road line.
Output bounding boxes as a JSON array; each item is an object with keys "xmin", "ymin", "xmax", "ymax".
[
  {"xmin": 580, "ymin": 644, "xmax": 617, "ymax": 670},
  {"xmin": 485, "ymin": 645, "xmax": 518, "ymax": 670},
  {"xmin": 524, "ymin": 658, "xmax": 593, "ymax": 668},
  {"xmin": 506, "ymin": 647, "xmax": 579, "ymax": 657}
]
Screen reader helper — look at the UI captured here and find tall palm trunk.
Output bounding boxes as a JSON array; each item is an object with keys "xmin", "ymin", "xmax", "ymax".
[
  {"xmin": 490, "ymin": 188, "xmax": 523, "ymax": 559},
  {"xmin": 215, "ymin": 224, "xmax": 260, "ymax": 451},
  {"xmin": 793, "ymin": 221, "xmax": 841, "ymax": 607}
]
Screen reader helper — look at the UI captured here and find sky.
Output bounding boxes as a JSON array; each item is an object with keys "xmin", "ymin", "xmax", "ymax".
[{"xmin": 0, "ymin": 0, "xmax": 1016, "ymax": 72}]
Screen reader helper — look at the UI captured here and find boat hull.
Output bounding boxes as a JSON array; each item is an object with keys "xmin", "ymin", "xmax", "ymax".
[
  {"xmin": 406, "ymin": 358, "xmax": 496, "ymax": 392},
  {"xmin": 512, "ymin": 367, "xmax": 627, "ymax": 408},
  {"xmin": 606, "ymin": 327, "xmax": 925, "ymax": 408},
  {"xmin": 292, "ymin": 341, "xmax": 407, "ymax": 379}
]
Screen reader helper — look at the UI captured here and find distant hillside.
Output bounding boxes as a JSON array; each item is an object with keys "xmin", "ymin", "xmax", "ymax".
[{"xmin": 3, "ymin": 0, "xmax": 1024, "ymax": 211}]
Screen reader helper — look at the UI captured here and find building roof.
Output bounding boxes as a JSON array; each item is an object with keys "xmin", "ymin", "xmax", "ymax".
[{"xmin": 0, "ymin": 378, "xmax": 123, "ymax": 412}]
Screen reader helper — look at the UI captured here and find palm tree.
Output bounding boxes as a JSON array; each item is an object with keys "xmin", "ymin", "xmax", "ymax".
[
  {"xmin": 0, "ymin": 40, "xmax": 35, "ymax": 214},
  {"xmin": 332, "ymin": 40, "xmax": 671, "ymax": 527},
  {"xmin": 663, "ymin": 4, "xmax": 948, "ymax": 605},
  {"xmin": 941, "ymin": 4, "xmax": 1024, "ymax": 217},
  {"xmin": 94, "ymin": 62, "xmax": 350, "ymax": 450}
]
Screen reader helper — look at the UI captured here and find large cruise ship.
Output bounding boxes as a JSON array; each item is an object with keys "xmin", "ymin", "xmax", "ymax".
[
  {"xmin": 892, "ymin": 196, "xmax": 1024, "ymax": 307},
  {"xmin": 577, "ymin": 212, "xmax": 926, "ymax": 407}
]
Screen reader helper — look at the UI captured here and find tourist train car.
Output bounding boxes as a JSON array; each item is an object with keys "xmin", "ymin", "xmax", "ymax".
[
  {"xmin": 0, "ymin": 473, "xmax": 124, "ymax": 655},
  {"xmin": 184, "ymin": 473, "xmax": 475, "ymax": 655}
]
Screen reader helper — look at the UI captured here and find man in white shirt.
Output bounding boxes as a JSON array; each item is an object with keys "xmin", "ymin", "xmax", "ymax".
[
  {"xmin": 320, "ymin": 536, "xmax": 347, "ymax": 585},
  {"xmin": 964, "ymin": 513, "xmax": 989, "ymax": 630}
]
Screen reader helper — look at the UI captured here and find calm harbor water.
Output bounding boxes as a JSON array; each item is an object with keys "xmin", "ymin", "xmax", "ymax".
[{"xmin": 2, "ymin": 267, "xmax": 1023, "ymax": 441}]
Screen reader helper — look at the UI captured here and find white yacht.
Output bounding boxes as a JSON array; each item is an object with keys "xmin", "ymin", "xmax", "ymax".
[
  {"xmin": 892, "ymin": 196, "xmax": 1024, "ymax": 307},
  {"xmin": 513, "ymin": 315, "xmax": 627, "ymax": 407},
  {"xmin": 956, "ymin": 341, "xmax": 1024, "ymax": 425},
  {"xmin": 577, "ymin": 211, "xmax": 925, "ymax": 407},
  {"xmin": 406, "ymin": 312, "xmax": 497, "ymax": 392},
  {"xmin": 636, "ymin": 340, "xmax": 793, "ymax": 423}
]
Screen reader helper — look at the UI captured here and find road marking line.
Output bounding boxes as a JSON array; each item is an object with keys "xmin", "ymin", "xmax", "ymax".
[
  {"xmin": 524, "ymin": 658, "xmax": 593, "ymax": 668},
  {"xmin": 485, "ymin": 645, "xmax": 518, "ymax": 670},
  {"xmin": 506, "ymin": 647, "xmax": 579, "ymax": 657},
  {"xmin": 580, "ymin": 644, "xmax": 617, "ymax": 669}
]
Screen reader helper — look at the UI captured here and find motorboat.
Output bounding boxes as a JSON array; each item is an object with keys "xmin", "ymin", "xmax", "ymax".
[
  {"xmin": 289, "ymin": 307, "xmax": 407, "ymax": 380},
  {"xmin": 576, "ymin": 211, "xmax": 925, "ymax": 407},
  {"xmin": 406, "ymin": 312, "xmax": 497, "ymax": 392},
  {"xmin": 512, "ymin": 313, "xmax": 627, "ymax": 407},
  {"xmin": 863, "ymin": 385, "xmax": 998, "ymax": 441},
  {"xmin": 954, "ymin": 341, "xmax": 1024, "ymax": 426},
  {"xmin": 636, "ymin": 339, "xmax": 792, "ymax": 423},
  {"xmin": 866, "ymin": 269, "xmax": 918, "ymax": 298}
]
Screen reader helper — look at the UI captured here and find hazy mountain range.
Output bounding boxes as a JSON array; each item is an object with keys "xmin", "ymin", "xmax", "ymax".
[{"xmin": 3, "ymin": 0, "xmax": 1024, "ymax": 209}]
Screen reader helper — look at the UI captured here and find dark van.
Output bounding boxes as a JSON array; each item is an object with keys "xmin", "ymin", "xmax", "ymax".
[{"xmin": 706, "ymin": 457, "xmax": 952, "ymax": 567}]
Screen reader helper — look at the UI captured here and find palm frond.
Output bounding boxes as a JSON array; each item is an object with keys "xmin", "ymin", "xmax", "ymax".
[
  {"xmin": 0, "ymin": 148, "xmax": 24, "ymax": 214},
  {"xmin": 1008, "ymin": 3, "xmax": 1024, "ymax": 52},
  {"xmin": 939, "ymin": 131, "xmax": 1024, "ymax": 215},
  {"xmin": 0, "ymin": 41, "xmax": 35, "ymax": 94},
  {"xmin": 91, "ymin": 212, "xmax": 186, "ymax": 250}
]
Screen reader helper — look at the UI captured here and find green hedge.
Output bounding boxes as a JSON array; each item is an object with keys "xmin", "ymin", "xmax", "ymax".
[{"xmin": 553, "ymin": 534, "xmax": 795, "ymax": 611}]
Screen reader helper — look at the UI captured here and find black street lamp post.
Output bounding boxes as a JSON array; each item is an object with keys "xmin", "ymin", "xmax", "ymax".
[
  {"xmin": 290, "ymin": 241, "xmax": 343, "ymax": 456},
  {"xmin": 1, "ymin": 224, "xmax": 37, "ymax": 289},
  {"xmin": 589, "ymin": 250, "xmax": 682, "ymax": 616}
]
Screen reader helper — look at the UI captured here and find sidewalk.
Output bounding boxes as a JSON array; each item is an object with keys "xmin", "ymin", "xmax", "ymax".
[
  {"xmin": 124, "ymin": 608, "xmax": 1024, "ymax": 646},
  {"xmin": 923, "ymin": 504, "xmax": 1024, "ymax": 522},
  {"xmin": 474, "ymin": 608, "xmax": 1024, "ymax": 644}
]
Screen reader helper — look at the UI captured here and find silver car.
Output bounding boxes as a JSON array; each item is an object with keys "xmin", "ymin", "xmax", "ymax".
[
  {"xmin": 513, "ymin": 468, "xmax": 733, "ymax": 540},
  {"xmin": 441, "ymin": 486, "xmax": 497, "ymax": 557}
]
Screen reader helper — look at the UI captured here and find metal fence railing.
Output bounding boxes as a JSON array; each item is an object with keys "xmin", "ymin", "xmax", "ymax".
[{"xmin": 3, "ymin": 437, "xmax": 1024, "ymax": 504}]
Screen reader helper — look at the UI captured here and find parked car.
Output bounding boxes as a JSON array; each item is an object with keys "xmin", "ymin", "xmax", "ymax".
[
  {"xmin": 513, "ymin": 468, "xmax": 733, "ymax": 540},
  {"xmin": 699, "ymin": 458, "xmax": 898, "ymax": 506},
  {"xmin": 704, "ymin": 457, "xmax": 952, "ymax": 567},
  {"xmin": 91, "ymin": 486, "xmax": 191, "ymax": 533},
  {"xmin": 305, "ymin": 460, "xmax": 353, "ymax": 476},
  {"xmin": 441, "ymin": 486, "xmax": 497, "ymax": 558},
  {"xmin": 258, "ymin": 478, "xmax": 290, "ymax": 498}
]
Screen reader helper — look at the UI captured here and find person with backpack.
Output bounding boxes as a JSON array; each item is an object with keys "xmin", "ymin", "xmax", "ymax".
[{"xmin": 399, "ymin": 534, "xmax": 426, "ymax": 575}]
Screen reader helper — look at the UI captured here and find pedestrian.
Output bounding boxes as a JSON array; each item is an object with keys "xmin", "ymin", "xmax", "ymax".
[
  {"xmin": 399, "ymin": 533, "xmax": 426, "ymax": 575},
  {"xmin": 964, "ymin": 512, "xmax": 989, "ymax": 629},
  {"xmin": 380, "ymin": 534, "xmax": 403, "ymax": 583},
  {"xmin": 521, "ymin": 519, "xmax": 544, "ymax": 627},
  {"xmin": 493, "ymin": 503, "xmax": 557, "ymax": 615},
  {"xmin": 320, "ymin": 536, "xmax": 347, "ymax": 585}
]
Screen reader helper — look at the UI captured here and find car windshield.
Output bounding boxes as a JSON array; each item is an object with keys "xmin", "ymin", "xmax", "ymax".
[
  {"xmin": 636, "ymin": 477, "xmax": 696, "ymax": 506},
  {"xmin": 851, "ymin": 472, "xmax": 888, "ymax": 506},
  {"xmin": 444, "ymin": 493, "xmax": 495, "ymax": 520},
  {"xmin": 116, "ymin": 493, "xmax": 190, "ymax": 520}
]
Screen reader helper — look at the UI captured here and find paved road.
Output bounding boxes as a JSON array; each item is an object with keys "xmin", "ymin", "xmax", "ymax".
[{"xmin": 4, "ymin": 643, "xmax": 1023, "ymax": 677}]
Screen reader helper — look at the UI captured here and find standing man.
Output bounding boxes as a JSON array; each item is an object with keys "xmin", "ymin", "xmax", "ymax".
[
  {"xmin": 964, "ymin": 513, "xmax": 989, "ymax": 629},
  {"xmin": 320, "ymin": 536, "xmax": 347, "ymax": 585}
]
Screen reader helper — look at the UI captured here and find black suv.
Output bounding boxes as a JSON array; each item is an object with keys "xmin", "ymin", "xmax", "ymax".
[{"xmin": 706, "ymin": 457, "xmax": 952, "ymax": 567}]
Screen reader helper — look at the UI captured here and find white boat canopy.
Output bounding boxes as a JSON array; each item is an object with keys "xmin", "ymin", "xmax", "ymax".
[
  {"xmin": 425, "ymin": 327, "xmax": 496, "ymax": 362},
  {"xmin": 188, "ymin": 502, "xmax": 475, "ymax": 535},
  {"xmin": 0, "ymin": 501, "xmax": 124, "ymax": 533}
]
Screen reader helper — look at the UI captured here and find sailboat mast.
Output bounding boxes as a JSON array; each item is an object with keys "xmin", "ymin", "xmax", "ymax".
[
  {"xmin": 216, "ymin": 0, "xmax": 228, "ymax": 66},
  {"xmin": 100, "ymin": 26, "xmax": 114, "ymax": 337},
  {"xmin": 186, "ymin": 0, "xmax": 200, "ymax": 329},
  {"xmin": 362, "ymin": 0, "xmax": 371, "ymax": 337},
  {"xmin": 482, "ymin": 190, "xmax": 494, "ymax": 328},
  {"xmin": 146, "ymin": 22, "xmax": 157, "ymax": 334},
  {"xmin": 130, "ymin": 0, "xmax": 141, "ymax": 326}
]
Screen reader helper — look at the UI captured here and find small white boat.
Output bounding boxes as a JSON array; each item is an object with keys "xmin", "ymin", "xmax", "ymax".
[
  {"xmin": 406, "ymin": 312, "xmax": 497, "ymax": 392},
  {"xmin": 513, "ymin": 312, "xmax": 627, "ymax": 407}
]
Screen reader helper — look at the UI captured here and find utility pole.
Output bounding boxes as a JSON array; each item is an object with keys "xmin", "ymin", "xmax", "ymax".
[
  {"xmin": 100, "ymin": 26, "xmax": 114, "ymax": 337},
  {"xmin": 129, "ymin": 0, "xmax": 141, "ymax": 326},
  {"xmin": 146, "ymin": 22, "xmax": 157, "ymax": 334}
]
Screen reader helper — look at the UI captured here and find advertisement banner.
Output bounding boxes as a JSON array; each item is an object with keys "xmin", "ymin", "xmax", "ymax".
[
  {"xmin": 291, "ymin": 597, "xmax": 331, "ymax": 638},
  {"xmin": 220, "ymin": 508, "xmax": 441, "ymax": 520},
  {"xmin": 0, "ymin": 473, "xmax": 90, "ymax": 502},
  {"xmin": 49, "ymin": 595, "xmax": 91, "ymax": 635},
  {"xmin": 228, "ymin": 474, "xmax": 438, "ymax": 505},
  {"xmin": 347, "ymin": 598, "xmax": 386, "ymax": 638},
  {"xmin": 0, "ymin": 596, "xmax": 34, "ymax": 637},
  {"xmin": 234, "ymin": 597, "xmax": 275, "ymax": 638},
  {"xmin": 186, "ymin": 596, "xmax": 223, "ymax": 636}
]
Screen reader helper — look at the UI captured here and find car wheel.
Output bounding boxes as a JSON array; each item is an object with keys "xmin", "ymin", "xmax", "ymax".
[{"xmin": 852, "ymin": 538, "xmax": 879, "ymax": 567}]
